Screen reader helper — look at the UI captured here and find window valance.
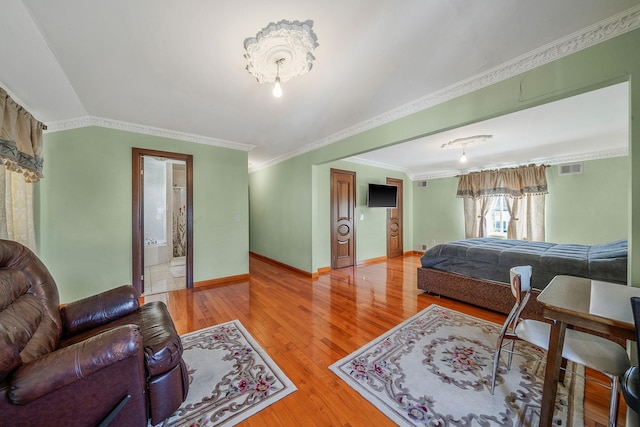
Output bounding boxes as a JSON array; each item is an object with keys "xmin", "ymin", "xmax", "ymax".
[
  {"xmin": 456, "ymin": 164, "xmax": 548, "ymax": 199},
  {"xmin": 0, "ymin": 87, "xmax": 46, "ymax": 183}
]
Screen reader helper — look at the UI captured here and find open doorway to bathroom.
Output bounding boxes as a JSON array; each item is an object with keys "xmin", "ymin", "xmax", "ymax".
[{"xmin": 132, "ymin": 148, "xmax": 193, "ymax": 296}]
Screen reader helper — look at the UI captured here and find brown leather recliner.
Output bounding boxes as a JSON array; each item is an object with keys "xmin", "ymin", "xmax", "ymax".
[{"xmin": 0, "ymin": 240, "xmax": 189, "ymax": 426}]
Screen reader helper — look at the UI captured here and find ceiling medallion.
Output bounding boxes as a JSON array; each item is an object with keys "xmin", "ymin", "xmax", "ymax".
[
  {"xmin": 441, "ymin": 135, "xmax": 494, "ymax": 149},
  {"xmin": 244, "ymin": 19, "xmax": 319, "ymax": 96}
]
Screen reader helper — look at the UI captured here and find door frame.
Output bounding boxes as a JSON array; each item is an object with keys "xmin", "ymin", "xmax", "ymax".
[{"xmin": 132, "ymin": 148, "xmax": 193, "ymax": 295}]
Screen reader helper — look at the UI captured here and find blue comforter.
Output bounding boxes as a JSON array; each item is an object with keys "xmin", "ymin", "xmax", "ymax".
[{"xmin": 420, "ymin": 238, "xmax": 627, "ymax": 289}]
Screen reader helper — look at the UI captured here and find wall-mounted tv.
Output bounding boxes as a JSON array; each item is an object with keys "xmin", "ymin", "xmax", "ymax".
[{"xmin": 367, "ymin": 183, "xmax": 398, "ymax": 208}]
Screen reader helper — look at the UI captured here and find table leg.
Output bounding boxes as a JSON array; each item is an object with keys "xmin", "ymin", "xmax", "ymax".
[{"xmin": 539, "ymin": 320, "xmax": 567, "ymax": 427}]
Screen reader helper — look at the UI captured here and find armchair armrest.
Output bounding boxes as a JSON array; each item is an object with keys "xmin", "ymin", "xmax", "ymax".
[
  {"xmin": 9, "ymin": 324, "xmax": 143, "ymax": 405},
  {"xmin": 60, "ymin": 285, "xmax": 139, "ymax": 335}
]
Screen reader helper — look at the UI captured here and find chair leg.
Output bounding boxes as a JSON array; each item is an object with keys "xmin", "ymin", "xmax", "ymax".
[
  {"xmin": 491, "ymin": 337, "xmax": 506, "ymax": 395},
  {"xmin": 608, "ymin": 374, "xmax": 620, "ymax": 427},
  {"xmin": 506, "ymin": 340, "xmax": 515, "ymax": 371}
]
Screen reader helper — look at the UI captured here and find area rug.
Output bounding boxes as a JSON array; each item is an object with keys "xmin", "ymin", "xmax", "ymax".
[
  {"xmin": 169, "ymin": 257, "xmax": 186, "ymax": 278},
  {"xmin": 158, "ymin": 320, "xmax": 296, "ymax": 426},
  {"xmin": 329, "ymin": 305, "xmax": 584, "ymax": 426}
]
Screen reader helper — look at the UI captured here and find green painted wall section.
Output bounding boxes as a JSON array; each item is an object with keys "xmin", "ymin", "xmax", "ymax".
[
  {"xmin": 411, "ymin": 157, "xmax": 629, "ymax": 247},
  {"xmin": 249, "ymin": 155, "xmax": 313, "ymax": 271},
  {"xmin": 37, "ymin": 126, "xmax": 249, "ymax": 302},
  {"xmin": 312, "ymin": 161, "xmax": 413, "ymax": 270},
  {"xmin": 412, "ymin": 177, "xmax": 465, "ymax": 248},
  {"xmin": 250, "ymin": 28, "xmax": 640, "ymax": 283},
  {"xmin": 546, "ymin": 157, "xmax": 629, "ymax": 244}
]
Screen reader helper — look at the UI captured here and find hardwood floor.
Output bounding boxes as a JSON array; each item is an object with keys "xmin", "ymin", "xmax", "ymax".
[{"xmin": 143, "ymin": 254, "xmax": 623, "ymax": 426}]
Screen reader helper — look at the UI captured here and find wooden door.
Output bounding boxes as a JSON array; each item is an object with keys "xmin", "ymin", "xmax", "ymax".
[
  {"xmin": 331, "ymin": 169, "xmax": 356, "ymax": 269},
  {"xmin": 386, "ymin": 177, "xmax": 403, "ymax": 258}
]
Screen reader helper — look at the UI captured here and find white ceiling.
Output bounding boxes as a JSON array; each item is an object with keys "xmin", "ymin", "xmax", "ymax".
[{"xmin": 1, "ymin": 0, "xmax": 639, "ymax": 176}]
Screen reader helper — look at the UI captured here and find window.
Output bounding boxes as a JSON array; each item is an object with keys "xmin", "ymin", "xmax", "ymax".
[{"xmin": 487, "ymin": 196, "xmax": 510, "ymax": 238}]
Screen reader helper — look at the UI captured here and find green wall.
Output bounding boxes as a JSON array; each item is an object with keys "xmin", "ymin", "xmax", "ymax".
[
  {"xmin": 411, "ymin": 156, "xmax": 629, "ymax": 247},
  {"xmin": 249, "ymin": 155, "xmax": 313, "ymax": 271},
  {"xmin": 546, "ymin": 157, "xmax": 629, "ymax": 244},
  {"xmin": 412, "ymin": 177, "xmax": 465, "ymax": 248},
  {"xmin": 37, "ymin": 126, "xmax": 249, "ymax": 302},
  {"xmin": 312, "ymin": 160, "xmax": 413, "ymax": 270},
  {"xmin": 249, "ymin": 28, "xmax": 640, "ymax": 283}
]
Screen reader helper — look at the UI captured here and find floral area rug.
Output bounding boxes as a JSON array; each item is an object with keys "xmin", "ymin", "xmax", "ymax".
[
  {"xmin": 329, "ymin": 305, "xmax": 584, "ymax": 426},
  {"xmin": 157, "ymin": 320, "xmax": 296, "ymax": 426}
]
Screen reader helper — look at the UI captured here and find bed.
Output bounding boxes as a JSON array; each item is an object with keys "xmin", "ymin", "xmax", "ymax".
[{"xmin": 417, "ymin": 238, "xmax": 628, "ymax": 321}]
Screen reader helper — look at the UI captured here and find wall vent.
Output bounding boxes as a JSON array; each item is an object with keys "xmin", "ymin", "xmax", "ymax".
[
  {"xmin": 558, "ymin": 163, "xmax": 583, "ymax": 176},
  {"xmin": 417, "ymin": 180, "xmax": 428, "ymax": 188}
]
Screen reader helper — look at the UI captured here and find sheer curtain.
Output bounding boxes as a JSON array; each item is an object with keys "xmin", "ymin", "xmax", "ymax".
[
  {"xmin": 0, "ymin": 87, "xmax": 46, "ymax": 251},
  {"xmin": 463, "ymin": 196, "xmax": 498, "ymax": 239},
  {"xmin": 457, "ymin": 164, "xmax": 548, "ymax": 241}
]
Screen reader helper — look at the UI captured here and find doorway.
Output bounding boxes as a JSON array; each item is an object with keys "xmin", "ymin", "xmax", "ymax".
[
  {"xmin": 132, "ymin": 148, "xmax": 193, "ymax": 296},
  {"xmin": 386, "ymin": 177, "xmax": 403, "ymax": 258}
]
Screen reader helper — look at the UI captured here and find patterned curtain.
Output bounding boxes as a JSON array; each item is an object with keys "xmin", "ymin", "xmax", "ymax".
[
  {"xmin": 0, "ymin": 87, "xmax": 46, "ymax": 251},
  {"xmin": 458, "ymin": 164, "xmax": 548, "ymax": 241},
  {"xmin": 457, "ymin": 164, "xmax": 548, "ymax": 199}
]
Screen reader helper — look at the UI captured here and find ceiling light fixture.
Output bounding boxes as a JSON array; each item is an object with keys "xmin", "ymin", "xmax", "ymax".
[
  {"xmin": 441, "ymin": 134, "xmax": 493, "ymax": 163},
  {"xmin": 244, "ymin": 20, "xmax": 319, "ymax": 98},
  {"xmin": 460, "ymin": 147, "xmax": 468, "ymax": 163},
  {"xmin": 273, "ymin": 58, "xmax": 284, "ymax": 97}
]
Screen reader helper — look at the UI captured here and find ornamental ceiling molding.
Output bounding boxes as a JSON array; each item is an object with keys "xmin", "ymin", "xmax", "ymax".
[
  {"xmin": 244, "ymin": 19, "xmax": 319, "ymax": 84},
  {"xmin": 406, "ymin": 147, "xmax": 629, "ymax": 182},
  {"xmin": 45, "ymin": 116, "xmax": 256, "ymax": 152},
  {"xmin": 441, "ymin": 135, "xmax": 493, "ymax": 149},
  {"xmin": 249, "ymin": 5, "xmax": 640, "ymax": 173},
  {"xmin": 345, "ymin": 146, "xmax": 629, "ymax": 182}
]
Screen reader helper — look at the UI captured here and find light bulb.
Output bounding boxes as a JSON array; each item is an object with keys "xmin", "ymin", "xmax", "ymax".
[
  {"xmin": 460, "ymin": 150, "xmax": 467, "ymax": 163},
  {"xmin": 273, "ymin": 77, "xmax": 282, "ymax": 98}
]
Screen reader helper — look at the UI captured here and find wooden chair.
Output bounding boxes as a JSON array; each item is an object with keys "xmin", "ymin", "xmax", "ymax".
[{"xmin": 491, "ymin": 266, "xmax": 630, "ymax": 427}]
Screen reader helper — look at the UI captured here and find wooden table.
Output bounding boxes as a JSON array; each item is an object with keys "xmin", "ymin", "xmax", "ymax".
[{"xmin": 537, "ymin": 275, "xmax": 640, "ymax": 427}]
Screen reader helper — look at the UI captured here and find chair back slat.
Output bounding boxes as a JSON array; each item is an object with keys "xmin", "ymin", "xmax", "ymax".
[
  {"xmin": 631, "ymin": 297, "xmax": 640, "ymax": 358},
  {"xmin": 510, "ymin": 265, "xmax": 532, "ymax": 302}
]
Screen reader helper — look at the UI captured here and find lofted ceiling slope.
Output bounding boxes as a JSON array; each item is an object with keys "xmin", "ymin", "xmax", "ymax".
[{"xmin": 1, "ymin": 0, "xmax": 639, "ymax": 176}]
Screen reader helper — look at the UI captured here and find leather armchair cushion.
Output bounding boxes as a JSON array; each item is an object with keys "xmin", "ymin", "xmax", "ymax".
[
  {"xmin": 9, "ymin": 324, "xmax": 143, "ymax": 405},
  {"xmin": 0, "ymin": 270, "xmax": 46, "ymax": 382},
  {"xmin": 60, "ymin": 285, "xmax": 139, "ymax": 336},
  {"xmin": 59, "ymin": 301, "xmax": 183, "ymax": 377},
  {"xmin": 0, "ymin": 270, "xmax": 30, "ymax": 310}
]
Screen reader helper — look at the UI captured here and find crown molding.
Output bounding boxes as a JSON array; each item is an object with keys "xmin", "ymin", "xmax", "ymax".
[
  {"xmin": 343, "ymin": 148, "xmax": 628, "ymax": 181},
  {"xmin": 45, "ymin": 116, "xmax": 256, "ymax": 152},
  {"xmin": 342, "ymin": 156, "xmax": 416, "ymax": 181},
  {"xmin": 249, "ymin": 5, "xmax": 640, "ymax": 174},
  {"xmin": 410, "ymin": 147, "xmax": 629, "ymax": 181}
]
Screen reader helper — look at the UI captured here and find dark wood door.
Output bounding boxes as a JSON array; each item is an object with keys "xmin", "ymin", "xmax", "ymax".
[
  {"xmin": 331, "ymin": 169, "xmax": 356, "ymax": 269},
  {"xmin": 386, "ymin": 177, "xmax": 403, "ymax": 258}
]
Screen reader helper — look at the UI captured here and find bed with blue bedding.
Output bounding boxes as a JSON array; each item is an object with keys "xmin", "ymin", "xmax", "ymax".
[{"xmin": 417, "ymin": 238, "xmax": 627, "ymax": 319}]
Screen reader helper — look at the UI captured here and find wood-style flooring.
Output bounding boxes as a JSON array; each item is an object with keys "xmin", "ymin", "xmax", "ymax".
[{"xmin": 143, "ymin": 254, "xmax": 623, "ymax": 426}]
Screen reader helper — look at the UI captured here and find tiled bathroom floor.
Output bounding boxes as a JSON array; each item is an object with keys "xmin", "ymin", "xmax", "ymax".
[{"xmin": 144, "ymin": 261, "xmax": 185, "ymax": 295}]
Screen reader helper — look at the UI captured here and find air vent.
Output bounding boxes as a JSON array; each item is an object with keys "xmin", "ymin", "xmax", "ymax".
[
  {"xmin": 558, "ymin": 163, "xmax": 583, "ymax": 176},
  {"xmin": 417, "ymin": 180, "xmax": 428, "ymax": 188}
]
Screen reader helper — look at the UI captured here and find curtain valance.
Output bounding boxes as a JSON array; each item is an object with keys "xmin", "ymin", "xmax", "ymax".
[
  {"xmin": 0, "ymin": 87, "xmax": 46, "ymax": 183},
  {"xmin": 456, "ymin": 164, "xmax": 548, "ymax": 199}
]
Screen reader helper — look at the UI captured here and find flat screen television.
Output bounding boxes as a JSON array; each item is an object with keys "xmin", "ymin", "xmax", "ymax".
[{"xmin": 367, "ymin": 183, "xmax": 398, "ymax": 208}]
